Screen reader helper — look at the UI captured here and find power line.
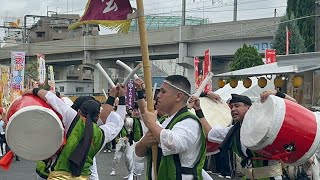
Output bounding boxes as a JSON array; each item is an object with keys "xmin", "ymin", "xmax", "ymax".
[{"xmin": 146, "ymin": 0, "xmax": 281, "ymax": 16}]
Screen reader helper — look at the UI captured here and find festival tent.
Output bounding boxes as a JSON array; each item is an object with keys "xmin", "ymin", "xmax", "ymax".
[
  {"xmin": 214, "ymin": 62, "xmax": 319, "ymax": 78},
  {"xmin": 214, "ymin": 77, "xmax": 275, "ymax": 102}
]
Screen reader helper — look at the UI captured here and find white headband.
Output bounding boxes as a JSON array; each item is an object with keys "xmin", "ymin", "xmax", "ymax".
[{"xmin": 163, "ymin": 80, "xmax": 191, "ymax": 97}]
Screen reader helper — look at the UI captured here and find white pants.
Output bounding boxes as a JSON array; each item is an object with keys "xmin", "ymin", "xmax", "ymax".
[
  {"xmin": 112, "ymin": 137, "xmax": 133, "ymax": 172},
  {"xmin": 131, "ymin": 142, "xmax": 144, "ymax": 175},
  {"xmin": 202, "ymin": 169, "xmax": 213, "ymax": 180}
]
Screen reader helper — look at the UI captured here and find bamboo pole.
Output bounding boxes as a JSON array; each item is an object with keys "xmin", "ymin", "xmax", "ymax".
[{"xmin": 135, "ymin": 0, "xmax": 157, "ymax": 179}]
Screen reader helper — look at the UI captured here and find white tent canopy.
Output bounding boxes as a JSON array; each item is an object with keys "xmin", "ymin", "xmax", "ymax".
[
  {"xmin": 214, "ymin": 77, "xmax": 275, "ymax": 102},
  {"xmin": 214, "ymin": 62, "xmax": 320, "ymax": 77}
]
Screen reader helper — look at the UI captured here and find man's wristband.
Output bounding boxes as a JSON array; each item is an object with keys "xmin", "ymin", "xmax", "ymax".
[
  {"xmin": 119, "ymin": 96, "xmax": 126, "ymax": 105},
  {"xmin": 195, "ymin": 109, "xmax": 205, "ymax": 118},
  {"xmin": 137, "ymin": 91, "xmax": 145, "ymax": 99},
  {"xmin": 33, "ymin": 88, "xmax": 40, "ymax": 96},
  {"xmin": 200, "ymin": 92, "xmax": 208, "ymax": 97},
  {"xmin": 276, "ymin": 91, "xmax": 286, "ymax": 98},
  {"xmin": 106, "ymin": 96, "xmax": 116, "ymax": 106}
]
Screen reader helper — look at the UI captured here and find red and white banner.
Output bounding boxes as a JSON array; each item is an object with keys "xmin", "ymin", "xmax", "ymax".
[
  {"xmin": 11, "ymin": 51, "xmax": 25, "ymax": 101},
  {"xmin": 265, "ymin": 49, "xmax": 276, "ymax": 64},
  {"xmin": 286, "ymin": 26, "xmax": 290, "ymax": 55},
  {"xmin": 48, "ymin": 65, "xmax": 55, "ymax": 91},
  {"xmin": 194, "ymin": 57, "xmax": 201, "ymax": 90},
  {"xmin": 203, "ymin": 49, "xmax": 212, "ymax": 92},
  {"xmin": 37, "ymin": 54, "xmax": 46, "ymax": 84}
]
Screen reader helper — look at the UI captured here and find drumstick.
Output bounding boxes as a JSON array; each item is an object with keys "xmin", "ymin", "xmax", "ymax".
[
  {"xmin": 102, "ymin": 89, "xmax": 108, "ymax": 101},
  {"xmin": 95, "ymin": 63, "xmax": 116, "ymax": 88},
  {"xmin": 194, "ymin": 72, "xmax": 214, "ymax": 97},
  {"xmin": 117, "ymin": 60, "xmax": 146, "ymax": 89},
  {"xmin": 122, "ymin": 64, "xmax": 142, "ymax": 85},
  {"xmin": 152, "ymin": 83, "xmax": 157, "ymax": 99},
  {"xmin": 116, "ymin": 60, "xmax": 139, "ymax": 80}
]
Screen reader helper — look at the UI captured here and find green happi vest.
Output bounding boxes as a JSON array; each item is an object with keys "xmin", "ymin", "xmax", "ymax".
[
  {"xmin": 50, "ymin": 115, "xmax": 104, "ymax": 176},
  {"xmin": 119, "ymin": 126, "xmax": 128, "ymax": 138},
  {"xmin": 36, "ymin": 160, "xmax": 51, "ymax": 179},
  {"xmin": 132, "ymin": 117, "xmax": 143, "ymax": 142},
  {"xmin": 147, "ymin": 107, "xmax": 206, "ymax": 180},
  {"xmin": 231, "ymin": 126, "xmax": 273, "ymax": 180}
]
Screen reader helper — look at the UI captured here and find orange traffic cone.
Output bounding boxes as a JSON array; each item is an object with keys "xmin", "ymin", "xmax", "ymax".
[{"xmin": 0, "ymin": 151, "xmax": 14, "ymax": 170}]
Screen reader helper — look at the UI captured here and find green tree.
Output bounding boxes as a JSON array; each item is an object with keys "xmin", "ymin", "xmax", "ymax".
[
  {"xmin": 25, "ymin": 60, "xmax": 50, "ymax": 90},
  {"xmin": 230, "ymin": 43, "xmax": 264, "ymax": 71},
  {"xmin": 25, "ymin": 60, "xmax": 38, "ymax": 82},
  {"xmin": 286, "ymin": 0, "xmax": 315, "ymax": 52},
  {"xmin": 273, "ymin": 14, "xmax": 306, "ymax": 55}
]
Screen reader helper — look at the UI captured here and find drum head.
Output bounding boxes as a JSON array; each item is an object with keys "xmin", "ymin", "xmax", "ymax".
[
  {"xmin": 241, "ymin": 95, "xmax": 286, "ymax": 150},
  {"xmin": 6, "ymin": 105, "xmax": 64, "ymax": 161},
  {"xmin": 190, "ymin": 97, "xmax": 232, "ymax": 127}
]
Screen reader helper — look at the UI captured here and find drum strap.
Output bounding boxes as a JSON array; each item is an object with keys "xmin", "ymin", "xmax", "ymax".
[
  {"xmin": 50, "ymin": 115, "xmax": 80, "ymax": 171},
  {"xmin": 242, "ymin": 163, "xmax": 283, "ymax": 179},
  {"xmin": 220, "ymin": 122, "xmax": 241, "ymax": 151},
  {"xmin": 250, "ymin": 152, "xmax": 291, "ymax": 162}
]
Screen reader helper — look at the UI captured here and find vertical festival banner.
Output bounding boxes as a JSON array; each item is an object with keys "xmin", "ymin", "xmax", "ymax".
[
  {"xmin": 0, "ymin": 66, "xmax": 2, "ymax": 106},
  {"xmin": 48, "ymin": 65, "xmax": 55, "ymax": 90},
  {"xmin": 203, "ymin": 49, "xmax": 212, "ymax": 92},
  {"xmin": 11, "ymin": 51, "xmax": 25, "ymax": 101},
  {"xmin": 37, "ymin": 54, "xmax": 46, "ymax": 84},
  {"xmin": 1, "ymin": 66, "xmax": 11, "ymax": 106},
  {"xmin": 194, "ymin": 57, "xmax": 200, "ymax": 90},
  {"xmin": 265, "ymin": 49, "xmax": 276, "ymax": 64},
  {"xmin": 126, "ymin": 79, "xmax": 136, "ymax": 109}
]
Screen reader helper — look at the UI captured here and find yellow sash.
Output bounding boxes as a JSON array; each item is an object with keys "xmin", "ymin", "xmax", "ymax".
[{"xmin": 48, "ymin": 171, "xmax": 88, "ymax": 180}]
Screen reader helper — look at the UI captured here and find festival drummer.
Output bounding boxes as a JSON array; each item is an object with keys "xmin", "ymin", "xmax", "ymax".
[
  {"xmin": 23, "ymin": 85, "xmax": 124, "ymax": 180},
  {"xmin": 188, "ymin": 90, "xmax": 296, "ymax": 180},
  {"xmin": 135, "ymin": 75, "xmax": 206, "ymax": 179}
]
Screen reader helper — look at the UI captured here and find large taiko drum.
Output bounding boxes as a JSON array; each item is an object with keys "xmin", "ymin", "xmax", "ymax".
[
  {"xmin": 5, "ymin": 94, "xmax": 64, "ymax": 161},
  {"xmin": 190, "ymin": 97, "xmax": 232, "ymax": 155},
  {"xmin": 241, "ymin": 95, "xmax": 320, "ymax": 165}
]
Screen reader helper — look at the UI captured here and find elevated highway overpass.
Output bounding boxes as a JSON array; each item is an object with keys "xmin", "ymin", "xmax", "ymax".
[{"xmin": 0, "ymin": 17, "xmax": 279, "ymax": 92}]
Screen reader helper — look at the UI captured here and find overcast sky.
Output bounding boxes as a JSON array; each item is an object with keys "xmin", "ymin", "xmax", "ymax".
[{"xmin": 0, "ymin": 0, "xmax": 287, "ymax": 43}]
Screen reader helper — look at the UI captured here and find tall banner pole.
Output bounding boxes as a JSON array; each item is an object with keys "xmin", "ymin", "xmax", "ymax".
[{"xmin": 135, "ymin": 0, "xmax": 157, "ymax": 179}]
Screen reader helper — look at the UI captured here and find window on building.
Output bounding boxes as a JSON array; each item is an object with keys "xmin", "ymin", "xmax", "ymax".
[
  {"xmin": 76, "ymin": 87, "xmax": 84, "ymax": 92},
  {"xmin": 57, "ymin": 29, "xmax": 63, "ymax": 34},
  {"xmin": 36, "ymin": 31, "xmax": 45, "ymax": 37},
  {"xmin": 60, "ymin": 86, "xmax": 65, "ymax": 92}
]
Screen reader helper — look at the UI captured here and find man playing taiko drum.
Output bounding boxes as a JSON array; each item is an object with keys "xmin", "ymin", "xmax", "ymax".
[
  {"xmin": 24, "ymin": 85, "xmax": 124, "ymax": 180},
  {"xmin": 188, "ymin": 90, "xmax": 296, "ymax": 180}
]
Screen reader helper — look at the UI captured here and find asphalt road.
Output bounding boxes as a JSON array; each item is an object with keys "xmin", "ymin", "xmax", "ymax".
[{"xmin": 0, "ymin": 151, "xmax": 241, "ymax": 180}]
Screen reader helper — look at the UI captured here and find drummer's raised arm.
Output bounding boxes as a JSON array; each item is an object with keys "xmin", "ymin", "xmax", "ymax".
[
  {"xmin": 260, "ymin": 90, "xmax": 297, "ymax": 103},
  {"xmin": 115, "ymin": 84, "xmax": 127, "ymax": 120},
  {"xmin": 188, "ymin": 96, "xmax": 212, "ymax": 137},
  {"xmin": 99, "ymin": 85, "xmax": 124, "ymax": 144},
  {"xmin": 100, "ymin": 86, "xmax": 118, "ymax": 123},
  {"xmin": 134, "ymin": 78, "xmax": 147, "ymax": 114},
  {"xmin": 24, "ymin": 88, "xmax": 77, "ymax": 130},
  {"xmin": 200, "ymin": 91, "xmax": 221, "ymax": 102}
]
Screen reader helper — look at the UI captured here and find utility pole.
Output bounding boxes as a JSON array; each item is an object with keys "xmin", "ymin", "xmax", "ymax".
[
  {"xmin": 67, "ymin": 0, "xmax": 69, "ymax": 14},
  {"xmin": 182, "ymin": 0, "xmax": 186, "ymax": 25},
  {"xmin": 273, "ymin": 9, "xmax": 277, "ymax": 41},
  {"xmin": 315, "ymin": 1, "xmax": 320, "ymax": 51},
  {"xmin": 233, "ymin": 0, "xmax": 237, "ymax": 21}
]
